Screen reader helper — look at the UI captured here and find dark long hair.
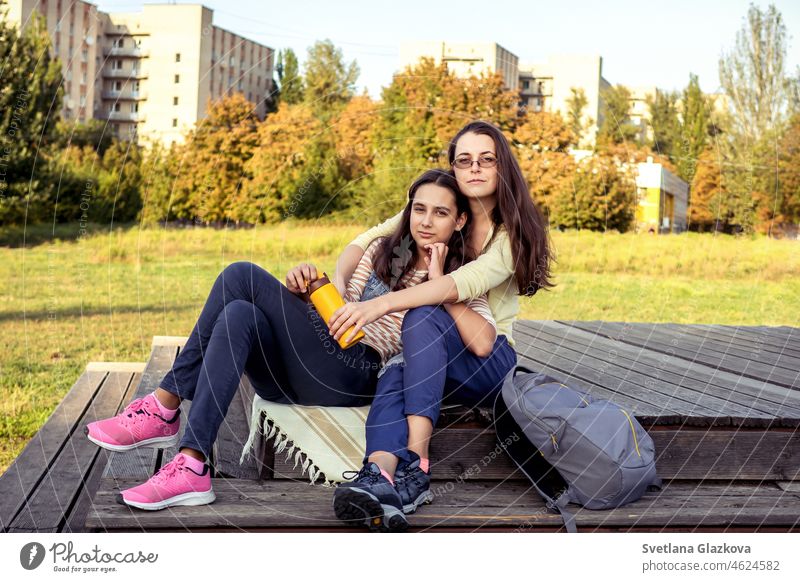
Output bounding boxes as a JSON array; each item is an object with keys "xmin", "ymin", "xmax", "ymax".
[
  {"xmin": 447, "ymin": 120, "xmax": 554, "ymax": 295},
  {"xmin": 372, "ymin": 169, "xmax": 473, "ymax": 291}
]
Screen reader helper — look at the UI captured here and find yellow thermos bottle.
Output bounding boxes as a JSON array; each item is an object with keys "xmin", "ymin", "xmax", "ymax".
[{"xmin": 305, "ymin": 272, "xmax": 365, "ymax": 349}]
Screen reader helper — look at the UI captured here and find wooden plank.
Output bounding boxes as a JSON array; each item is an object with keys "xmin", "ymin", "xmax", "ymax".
[
  {"xmin": 85, "ymin": 478, "xmax": 800, "ymax": 531},
  {"xmin": 61, "ymin": 371, "xmax": 143, "ymax": 533},
  {"xmin": 590, "ymin": 321, "xmax": 800, "ymax": 373},
  {"xmin": 86, "ymin": 362, "xmax": 147, "ymax": 373},
  {"xmin": 526, "ymin": 321, "xmax": 800, "ymax": 416},
  {"xmin": 213, "ymin": 376, "xmax": 260, "ymax": 480},
  {"xmin": 567, "ymin": 321, "xmax": 799, "ymax": 389},
  {"xmin": 514, "ymin": 338, "xmax": 721, "ymax": 425},
  {"xmin": 272, "ymin": 423, "xmax": 799, "ymax": 482},
  {"xmin": 102, "ymin": 345, "xmax": 178, "ymax": 480},
  {"xmin": 8, "ymin": 372, "xmax": 136, "ymax": 532},
  {"xmin": 152, "ymin": 336, "xmax": 189, "ymax": 347},
  {"xmin": 650, "ymin": 428, "xmax": 800, "ymax": 480},
  {"xmin": 514, "ymin": 325, "xmax": 773, "ymax": 423},
  {"xmin": 0, "ymin": 369, "xmax": 107, "ymax": 532},
  {"xmin": 517, "ymin": 321, "xmax": 800, "ymax": 423},
  {"xmin": 664, "ymin": 324, "xmax": 800, "ymax": 359}
]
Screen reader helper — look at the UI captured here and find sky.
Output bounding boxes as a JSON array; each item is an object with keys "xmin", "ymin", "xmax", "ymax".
[{"xmin": 94, "ymin": 0, "xmax": 800, "ymax": 98}]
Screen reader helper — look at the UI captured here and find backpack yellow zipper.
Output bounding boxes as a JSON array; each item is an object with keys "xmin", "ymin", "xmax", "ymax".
[{"xmin": 620, "ymin": 409, "xmax": 641, "ymax": 457}]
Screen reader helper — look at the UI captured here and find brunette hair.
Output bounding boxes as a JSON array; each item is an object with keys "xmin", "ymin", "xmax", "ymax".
[
  {"xmin": 447, "ymin": 120, "xmax": 554, "ymax": 295},
  {"xmin": 372, "ymin": 169, "xmax": 472, "ymax": 291}
]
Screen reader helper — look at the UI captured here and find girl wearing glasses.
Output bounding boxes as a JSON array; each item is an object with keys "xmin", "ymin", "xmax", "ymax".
[{"xmin": 330, "ymin": 120, "xmax": 554, "ymax": 530}]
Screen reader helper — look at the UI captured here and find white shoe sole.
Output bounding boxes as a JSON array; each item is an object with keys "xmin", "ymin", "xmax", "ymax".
[
  {"xmin": 119, "ymin": 489, "xmax": 216, "ymax": 511},
  {"xmin": 86, "ymin": 430, "xmax": 181, "ymax": 452},
  {"xmin": 403, "ymin": 489, "xmax": 434, "ymax": 514}
]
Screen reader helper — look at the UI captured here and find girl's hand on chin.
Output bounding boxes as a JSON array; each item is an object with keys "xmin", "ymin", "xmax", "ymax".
[
  {"xmin": 328, "ymin": 297, "xmax": 387, "ymax": 343},
  {"xmin": 424, "ymin": 243, "xmax": 448, "ymax": 279}
]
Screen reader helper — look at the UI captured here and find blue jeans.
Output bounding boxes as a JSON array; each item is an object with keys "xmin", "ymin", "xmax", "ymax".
[
  {"xmin": 364, "ymin": 305, "xmax": 518, "ymax": 464},
  {"xmin": 159, "ymin": 261, "xmax": 381, "ymax": 459}
]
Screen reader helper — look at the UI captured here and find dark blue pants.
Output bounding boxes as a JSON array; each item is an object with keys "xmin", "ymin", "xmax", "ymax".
[
  {"xmin": 364, "ymin": 305, "xmax": 518, "ymax": 464},
  {"xmin": 159, "ymin": 261, "xmax": 381, "ymax": 460}
]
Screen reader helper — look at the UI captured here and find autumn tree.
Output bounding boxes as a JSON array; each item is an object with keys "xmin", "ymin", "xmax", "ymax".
[
  {"xmin": 688, "ymin": 146, "xmax": 724, "ymax": 231},
  {"xmin": 512, "ymin": 111, "xmax": 576, "ymax": 220},
  {"xmin": 357, "ymin": 58, "xmax": 519, "ymax": 220},
  {"xmin": 171, "ymin": 93, "xmax": 260, "ymax": 224},
  {"xmin": 245, "ymin": 103, "xmax": 344, "ymax": 222}
]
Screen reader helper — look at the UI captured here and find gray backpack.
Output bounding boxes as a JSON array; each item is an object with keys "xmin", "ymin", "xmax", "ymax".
[{"xmin": 493, "ymin": 366, "xmax": 661, "ymax": 532}]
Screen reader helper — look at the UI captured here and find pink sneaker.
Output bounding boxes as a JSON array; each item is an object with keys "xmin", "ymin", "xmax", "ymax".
[
  {"xmin": 117, "ymin": 453, "xmax": 215, "ymax": 511},
  {"xmin": 85, "ymin": 392, "xmax": 180, "ymax": 452}
]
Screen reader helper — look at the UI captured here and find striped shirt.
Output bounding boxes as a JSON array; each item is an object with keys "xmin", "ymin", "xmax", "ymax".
[{"xmin": 344, "ymin": 238, "xmax": 496, "ymax": 366}]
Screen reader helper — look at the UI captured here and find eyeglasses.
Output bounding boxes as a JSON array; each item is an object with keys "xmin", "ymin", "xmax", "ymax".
[{"xmin": 451, "ymin": 155, "xmax": 498, "ymax": 169}]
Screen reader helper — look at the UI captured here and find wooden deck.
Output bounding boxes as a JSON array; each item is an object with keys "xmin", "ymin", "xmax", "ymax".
[{"xmin": 2, "ymin": 320, "xmax": 799, "ymax": 532}]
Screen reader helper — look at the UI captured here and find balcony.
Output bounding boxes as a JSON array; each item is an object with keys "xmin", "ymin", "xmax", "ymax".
[
  {"xmin": 103, "ymin": 47, "xmax": 149, "ymax": 58},
  {"xmin": 101, "ymin": 111, "xmax": 146, "ymax": 123},
  {"xmin": 103, "ymin": 69, "xmax": 148, "ymax": 79},
  {"xmin": 102, "ymin": 90, "xmax": 147, "ymax": 101}
]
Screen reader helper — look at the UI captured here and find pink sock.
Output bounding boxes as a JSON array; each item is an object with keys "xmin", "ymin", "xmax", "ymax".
[
  {"xmin": 419, "ymin": 457, "xmax": 430, "ymax": 473},
  {"xmin": 380, "ymin": 467, "xmax": 394, "ymax": 485},
  {"xmin": 152, "ymin": 391, "xmax": 179, "ymax": 416},
  {"xmin": 179, "ymin": 452, "xmax": 206, "ymax": 471}
]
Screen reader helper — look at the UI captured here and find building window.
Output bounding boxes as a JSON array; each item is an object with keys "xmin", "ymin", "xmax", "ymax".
[
  {"xmin": 174, "ymin": 74, "xmax": 180, "ymax": 83},
  {"xmin": 133, "ymin": 80, "xmax": 140, "ymax": 93},
  {"xmin": 172, "ymin": 118, "xmax": 178, "ymax": 128},
  {"xmin": 523, "ymin": 80, "xmax": 529, "ymax": 89},
  {"xmin": 112, "ymin": 37, "xmax": 123, "ymax": 48},
  {"xmin": 113, "ymin": 59, "xmax": 122, "ymax": 70},
  {"xmin": 175, "ymin": 52, "xmax": 181, "ymax": 63},
  {"xmin": 113, "ymin": 80, "xmax": 122, "ymax": 91},
  {"xmin": 112, "ymin": 102, "xmax": 121, "ymax": 112},
  {"xmin": 173, "ymin": 96, "xmax": 178, "ymax": 106},
  {"xmin": 132, "ymin": 102, "xmax": 138, "ymax": 113}
]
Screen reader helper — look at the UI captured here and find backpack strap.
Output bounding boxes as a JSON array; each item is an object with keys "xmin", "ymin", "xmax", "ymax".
[
  {"xmin": 548, "ymin": 494, "xmax": 578, "ymax": 534},
  {"xmin": 493, "ymin": 389, "xmax": 579, "ymax": 533}
]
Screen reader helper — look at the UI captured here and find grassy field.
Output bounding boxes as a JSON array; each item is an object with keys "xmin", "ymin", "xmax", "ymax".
[{"xmin": 1, "ymin": 222, "xmax": 798, "ymax": 474}]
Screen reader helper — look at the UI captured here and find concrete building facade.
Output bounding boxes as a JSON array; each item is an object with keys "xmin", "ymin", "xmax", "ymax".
[
  {"xmin": 400, "ymin": 41, "xmax": 519, "ymax": 91},
  {"xmin": 4, "ymin": 1, "xmax": 275, "ymax": 145}
]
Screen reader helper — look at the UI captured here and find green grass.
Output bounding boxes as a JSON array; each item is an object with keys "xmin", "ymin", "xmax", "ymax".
[{"xmin": 1, "ymin": 223, "xmax": 798, "ymax": 474}]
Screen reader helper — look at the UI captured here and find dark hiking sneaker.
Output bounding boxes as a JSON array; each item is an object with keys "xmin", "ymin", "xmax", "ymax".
[
  {"xmin": 333, "ymin": 462, "xmax": 408, "ymax": 532},
  {"xmin": 394, "ymin": 451, "xmax": 433, "ymax": 514}
]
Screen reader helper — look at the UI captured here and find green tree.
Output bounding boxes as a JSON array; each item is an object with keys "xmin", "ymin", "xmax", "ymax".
[
  {"xmin": 597, "ymin": 84, "xmax": 638, "ymax": 146},
  {"xmin": 675, "ymin": 73, "xmax": 712, "ymax": 183},
  {"xmin": 717, "ymin": 3, "xmax": 792, "ymax": 233},
  {"xmin": 565, "ymin": 87, "xmax": 592, "ymax": 147},
  {"xmin": 53, "ymin": 119, "xmax": 114, "ymax": 156},
  {"xmin": 0, "ymin": 8, "xmax": 63, "ymax": 224},
  {"xmin": 303, "ymin": 39, "xmax": 359, "ymax": 117},
  {"xmin": 550, "ymin": 154, "xmax": 636, "ymax": 232},
  {"xmin": 276, "ymin": 48, "xmax": 304, "ymax": 105},
  {"xmin": 719, "ymin": 3, "xmax": 790, "ymax": 142},
  {"xmin": 646, "ymin": 89, "xmax": 680, "ymax": 160}
]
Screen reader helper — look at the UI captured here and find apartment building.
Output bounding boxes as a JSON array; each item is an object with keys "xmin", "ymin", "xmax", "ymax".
[
  {"xmin": 3, "ymin": 1, "xmax": 275, "ymax": 145},
  {"xmin": 519, "ymin": 54, "xmax": 610, "ymax": 146},
  {"xmin": 400, "ymin": 41, "xmax": 519, "ymax": 91}
]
